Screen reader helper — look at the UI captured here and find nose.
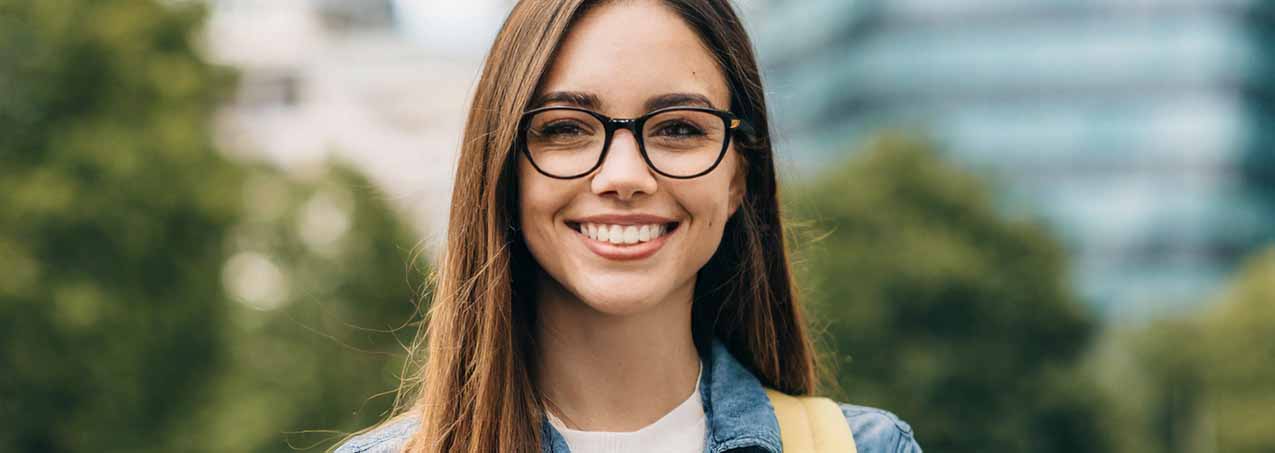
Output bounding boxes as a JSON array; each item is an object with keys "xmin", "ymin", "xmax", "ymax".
[{"xmin": 591, "ymin": 128, "xmax": 658, "ymax": 200}]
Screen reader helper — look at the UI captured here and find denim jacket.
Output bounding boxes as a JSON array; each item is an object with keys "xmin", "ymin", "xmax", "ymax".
[{"xmin": 336, "ymin": 338, "xmax": 922, "ymax": 453}]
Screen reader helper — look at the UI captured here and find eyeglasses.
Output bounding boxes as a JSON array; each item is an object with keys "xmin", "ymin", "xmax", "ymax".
[{"xmin": 517, "ymin": 106, "xmax": 741, "ymax": 179}]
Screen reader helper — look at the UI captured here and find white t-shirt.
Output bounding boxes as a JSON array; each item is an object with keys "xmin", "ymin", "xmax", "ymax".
[{"xmin": 545, "ymin": 364, "xmax": 707, "ymax": 453}]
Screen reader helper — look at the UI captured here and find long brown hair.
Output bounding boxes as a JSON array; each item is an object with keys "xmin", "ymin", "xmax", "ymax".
[{"xmin": 383, "ymin": 1, "xmax": 816, "ymax": 451}]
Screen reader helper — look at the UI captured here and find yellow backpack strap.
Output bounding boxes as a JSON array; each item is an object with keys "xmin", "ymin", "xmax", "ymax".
[{"xmin": 764, "ymin": 388, "xmax": 858, "ymax": 453}]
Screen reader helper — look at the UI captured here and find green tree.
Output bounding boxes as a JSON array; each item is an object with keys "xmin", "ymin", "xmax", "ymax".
[
  {"xmin": 168, "ymin": 161, "xmax": 426, "ymax": 453},
  {"xmin": 0, "ymin": 1, "xmax": 241, "ymax": 451},
  {"xmin": 790, "ymin": 134, "xmax": 1108, "ymax": 452},
  {"xmin": 0, "ymin": 1, "xmax": 426, "ymax": 451},
  {"xmin": 1196, "ymin": 247, "xmax": 1275, "ymax": 453},
  {"xmin": 1103, "ymin": 247, "xmax": 1275, "ymax": 453},
  {"xmin": 1113, "ymin": 318, "xmax": 1210, "ymax": 453}
]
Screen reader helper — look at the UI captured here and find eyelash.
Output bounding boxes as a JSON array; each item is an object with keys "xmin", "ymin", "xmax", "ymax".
[
  {"xmin": 538, "ymin": 120, "xmax": 592, "ymax": 136},
  {"xmin": 650, "ymin": 120, "xmax": 704, "ymax": 137}
]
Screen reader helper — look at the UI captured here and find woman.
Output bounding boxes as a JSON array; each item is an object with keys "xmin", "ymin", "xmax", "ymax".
[{"xmin": 337, "ymin": 0, "xmax": 921, "ymax": 452}]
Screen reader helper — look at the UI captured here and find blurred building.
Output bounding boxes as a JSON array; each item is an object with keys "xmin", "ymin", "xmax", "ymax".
[
  {"xmin": 202, "ymin": 0, "xmax": 505, "ymax": 247},
  {"xmin": 754, "ymin": 0, "xmax": 1275, "ymax": 318}
]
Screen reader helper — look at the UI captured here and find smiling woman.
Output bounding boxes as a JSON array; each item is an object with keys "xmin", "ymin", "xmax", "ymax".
[{"xmin": 335, "ymin": 1, "xmax": 921, "ymax": 452}]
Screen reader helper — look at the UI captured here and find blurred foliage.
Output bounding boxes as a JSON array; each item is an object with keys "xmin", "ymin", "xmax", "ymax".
[
  {"xmin": 170, "ymin": 162, "xmax": 426, "ymax": 453},
  {"xmin": 1198, "ymin": 247, "xmax": 1275, "ymax": 453},
  {"xmin": 1101, "ymin": 247, "xmax": 1275, "ymax": 453},
  {"xmin": 1098, "ymin": 317, "xmax": 1209, "ymax": 453},
  {"xmin": 0, "ymin": 0, "xmax": 240, "ymax": 451},
  {"xmin": 0, "ymin": 1, "xmax": 424, "ymax": 452},
  {"xmin": 790, "ymin": 134, "xmax": 1110, "ymax": 452}
]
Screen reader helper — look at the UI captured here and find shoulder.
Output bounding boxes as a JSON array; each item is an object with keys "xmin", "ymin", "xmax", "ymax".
[
  {"xmin": 333, "ymin": 415, "xmax": 420, "ymax": 453},
  {"xmin": 838, "ymin": 402, "xmax": 923, "ymax": 453}
]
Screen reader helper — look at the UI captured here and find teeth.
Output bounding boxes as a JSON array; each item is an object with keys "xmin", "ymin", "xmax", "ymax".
[
  {"xmin": 577, "ymin": 222, "xmax": 673, "ymax": 245},
  {"xmin": 608, "ymin": 225, "xmax": 623, "ymax": 245}
]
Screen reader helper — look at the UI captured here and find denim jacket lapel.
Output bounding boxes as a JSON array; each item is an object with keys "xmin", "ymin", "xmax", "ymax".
[
  {"xmin": 701, "ymin": 338, "xmax": 782, "ymax": 453},
  {"xmin": 541, "ymin": 416, "xmax": 571, "ymax": 453}
]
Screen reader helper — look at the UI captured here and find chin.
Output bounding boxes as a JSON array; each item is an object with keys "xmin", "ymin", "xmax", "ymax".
[{"xmin": 570, "ymin": 279, "xmax": 669, "ymax": 316}]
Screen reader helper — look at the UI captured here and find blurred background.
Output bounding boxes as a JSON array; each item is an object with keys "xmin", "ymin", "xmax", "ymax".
[{"xmin": 2, "ymin": 0, "xmax": 1272, "ymax": 452}]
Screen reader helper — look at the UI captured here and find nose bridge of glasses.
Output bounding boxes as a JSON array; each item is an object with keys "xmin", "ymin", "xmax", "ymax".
[
  {"xmin": 606, "ymin": 117, "xmax": 642, "ymax": 139},
  {"xmin": 604, "ymin": 117, "xmax": 643, "ymax": 151},
  {"xmin": 591, "ymin": 119, "xmax": 656, "ymax": 198},
  {"xmin": 592, "ymin": 117, "xmax": 653, "ymax": 181}
]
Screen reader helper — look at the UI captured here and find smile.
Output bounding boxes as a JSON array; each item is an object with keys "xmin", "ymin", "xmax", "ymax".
[
  {"xmin": 565, "ymin": 220, "xmax": 681, "ymax": 261},
  {"xmin": 577, "ymin": 222, "xmax": 671, "ymax": 244}
]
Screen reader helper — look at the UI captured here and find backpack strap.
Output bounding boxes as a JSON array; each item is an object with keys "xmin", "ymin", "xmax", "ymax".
[{"xmin": 764, "ymin": 388, "xmax": 858, "ymax": 453}]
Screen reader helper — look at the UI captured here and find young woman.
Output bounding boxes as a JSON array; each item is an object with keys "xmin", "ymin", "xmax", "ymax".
[{"xmin": 337, "ymin": 1, "xmax": 921, "ymax": 452}]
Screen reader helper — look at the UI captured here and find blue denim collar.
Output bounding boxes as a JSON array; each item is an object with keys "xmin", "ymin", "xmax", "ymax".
[
  {"xmin": 540, "ymin": 338, "xmax": 781, "ymax": 453},
  {"xmin": 541, "ymin": 415, "xmax": 571, "ymax": 453}
]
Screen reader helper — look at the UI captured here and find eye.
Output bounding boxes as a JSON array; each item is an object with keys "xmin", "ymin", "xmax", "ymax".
[
  {"xmin": 535, "ymin": 120, "xmax": 591, "ymax": 137},
  {"xmin": 651, "ymin": 120, "xmax": 705, "ymax": 138}
]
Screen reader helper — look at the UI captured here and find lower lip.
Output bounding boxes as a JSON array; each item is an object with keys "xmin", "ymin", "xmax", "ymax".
[{"xmin": 573, "ymin": 225, "xmax": 674, "ymax": 261}]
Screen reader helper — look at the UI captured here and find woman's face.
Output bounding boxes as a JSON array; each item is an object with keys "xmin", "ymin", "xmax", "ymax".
[{"xmin": 518, "ymin": 1, "xmax": 744, "ymax": 316}]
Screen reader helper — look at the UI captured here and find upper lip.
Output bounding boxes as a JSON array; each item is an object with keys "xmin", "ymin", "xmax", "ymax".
[{"xmin": 568, "ymin": 214, "xmax": 678, "ymax": 225}]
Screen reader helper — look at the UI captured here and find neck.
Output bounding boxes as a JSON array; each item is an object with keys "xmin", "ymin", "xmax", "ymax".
[{"xmin": 533, "ymin": 277, "xmax": 701, "ymax": 432}]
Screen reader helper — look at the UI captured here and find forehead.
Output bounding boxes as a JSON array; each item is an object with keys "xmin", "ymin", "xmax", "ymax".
[{"xmin": 534, "ymin": 1, "xmax": 731, "ymax": 114}]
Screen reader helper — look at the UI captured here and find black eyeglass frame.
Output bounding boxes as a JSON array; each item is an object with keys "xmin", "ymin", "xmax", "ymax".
[{"xmin": 517, "ymin": 105, "xmax": 742, "ymax": 180}]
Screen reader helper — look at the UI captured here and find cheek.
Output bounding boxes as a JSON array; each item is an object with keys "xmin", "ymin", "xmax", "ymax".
[
  {"xmin": 517, "ymin": 158, "xmax": 585, "ymax": 280},
  {"xmin": 517, "ymin": 160, "xmax": 536, "ymax": 225},
  {"xmin": 678, "ymin": 156, "xmax": 743, "ymax": 255},
  {"xmin": 518, "ymin": 159, "xmax": 564, "ymax": 233},
  {"xmin": 694, "ymin": 154, "xmax": 742, "ymax": 225}
]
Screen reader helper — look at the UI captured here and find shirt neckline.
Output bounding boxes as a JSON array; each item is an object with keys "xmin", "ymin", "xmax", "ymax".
[{"xmin": 545, "ymin": 363, "xmax": 705, "ymax": 451}]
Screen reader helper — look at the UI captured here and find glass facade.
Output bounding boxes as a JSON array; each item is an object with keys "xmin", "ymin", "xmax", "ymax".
[{"xmin": 754, "ymin": 0, "xmax": 1275, "ymax": 318}]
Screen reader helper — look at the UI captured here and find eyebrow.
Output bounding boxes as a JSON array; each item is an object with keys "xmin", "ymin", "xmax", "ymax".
[
  {"xmin": 529, "ymin": 91, "xmax": 719, "ymax": 112},
  {"xmin": 644, "ymin": 92, "xmax": 716, "ymax": 111},
  {"xmin": 531, "ymin": 91, "xmax": 603, "ymax": 110}
]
